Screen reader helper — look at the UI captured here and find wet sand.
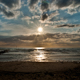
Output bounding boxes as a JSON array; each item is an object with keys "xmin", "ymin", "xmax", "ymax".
[{"xmin": 0, "ymin": 62, "xmax": 80, "ymax": 80}]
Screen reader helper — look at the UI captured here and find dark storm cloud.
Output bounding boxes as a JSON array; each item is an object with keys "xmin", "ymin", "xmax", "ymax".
[
  {"xmin": 41, "ymin": 13, "xmax": 48, "ymax": 21},
  {"xmin": 41, "ymin": 0, "xmax": 49, "ymax": 21},
  {"xmin": 0, "ymin": 0, "xmax": 20, "ymax": 9},
  {"xmin": 56, "ymin": 24, "xmax": 80, "ymax": 28},
  {"xmin": 0, "ymin": 7, "xmax": 14, "ymax": 18},
  {"xmin": 71, "ymin": 38, "xmax": 80, "ymax": 42},
  {"xmin": 29, "ymin": 0, "xmax": 38, "ymax": 9},
  {"xmin": 41, "ymin": 0, "xmax": 49, "ymax": 11}
]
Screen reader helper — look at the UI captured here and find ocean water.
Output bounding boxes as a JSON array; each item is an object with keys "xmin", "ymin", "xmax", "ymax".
[{"xmin": 0, "ymin": 47, "xmax": 80, "ymax": 62}]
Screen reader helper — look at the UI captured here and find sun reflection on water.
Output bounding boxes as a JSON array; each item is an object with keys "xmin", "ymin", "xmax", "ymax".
[
  {"xmin": 35, "ymin": 47, "xmax": 45, "ymax": 50},
  {"xmin": 34, "ymin": 48, "xmax": 46, "ymax": 62}
]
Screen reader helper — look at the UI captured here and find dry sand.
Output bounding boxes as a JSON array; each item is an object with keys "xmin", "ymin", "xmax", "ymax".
[{"xmin": 0, "ymin": 62, "xmax": 80, "ymax": 80}]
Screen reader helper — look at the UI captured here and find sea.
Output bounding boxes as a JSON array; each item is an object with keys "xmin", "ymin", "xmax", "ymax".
[{"xmin": 0, "ymin": 47, "xmax": 80, "ymax": 62}]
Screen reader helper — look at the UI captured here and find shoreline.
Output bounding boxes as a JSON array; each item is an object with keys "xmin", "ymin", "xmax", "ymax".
[
  {"xmin": 0, "ymin": 61, "xmax": 80, "ymax": 72},
  {"xmin": 0, "ymin": 62, "xmax": 80, "ymax": 80}
]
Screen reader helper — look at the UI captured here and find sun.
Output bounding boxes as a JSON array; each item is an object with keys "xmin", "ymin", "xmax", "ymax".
[{"xmin": 37, "ymin": 27, "xmax": 43, "ymax": 33}]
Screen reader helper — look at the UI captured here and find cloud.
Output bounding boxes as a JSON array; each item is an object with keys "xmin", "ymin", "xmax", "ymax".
[
  {"xmin": 49, "ymin": 0, "xmax": 80, "ymax": 15},
  {"xmin": 41, "ymin": 11, "xmax": 59, "ymax": 22},
  {"xmin": 0, "ymin": 33, "xmax": 80, "ymax": 47},
  {"xmin": 27, "ymin": 0, "xmax": 38, "ymax": 9},
  {"xmin": 56, "ymin": 24, "xmax": 80, "ymax": 28},
  {"xmin": 71, "ymin": 38, "xmax": 80, "ymax": 42},
  {"xmin": 0, "ymin": 41, "xmax": 7, "ymax": 46},
  {"xmin": 78, "ymin": 29, "xmax": 80, "ymax": 33},
  {"xmin": 27, "ymin": 0, "xmax": 80, "ymax": 22},
  {"xmin": 0, "ymin": 7, "xmax": 20, "ymax": 19},
  {"xmin": 41, "ymin": 13, "xmax": 48, "ymax": 21},
  {"xmin": 0, "ymin": 7, "xmax": 14, "ymax": 17},
  {"xmin": 56, "ymin": 0, "xmax": 72, "ymax": 8},
  {"xmin": 72, "ymin": 0, "xmax": 80, "ymax": 7},
  {"xmin": 67, "ymin": 9, "xmax": 77, "ymax": 15},
  {"xmin": 22, "ymin": 16, "xmax": 31, "ymax": 20},
  {"xmin": 0, "ymin": 20, "xmax": 35, "ymax": 36},
  {"xmin": 41, "ymin": 0, "xmax": 49, "ymax": 11},
  {"xmin": 40, "ymin": 18, "xmax": 67, "ymax": 24},
  {"xmin": 52, "ymin": 0, "xmax": 80, "ymax": 9},
  {"xmin": 32, "ymin": 15, "xmax": 40, "ymax": 19},
  {"xmin": 0, "ymin": 0, "xmax": 21, "ymax": 19},
  {"xmin": 0, "ymin": 0, "xmax": 21, "ymax": 9}
]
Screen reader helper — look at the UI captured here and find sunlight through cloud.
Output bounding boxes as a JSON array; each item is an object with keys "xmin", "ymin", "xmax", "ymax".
[{"xmin": 37, "ymin": 27, "xmax": 43, "ymax": 33}]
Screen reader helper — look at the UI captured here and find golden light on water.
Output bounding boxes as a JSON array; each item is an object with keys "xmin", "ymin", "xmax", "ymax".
[
  {"xmin": 37, "ymin": 27, "xmax": 43, "ymax": 33},
  {"xmin": 36, "ymin": 53, "xmax": 45, "ymax": 61},
  {"xmin": 34, "ymin": 48, "xmax": 46, "ymax": 62},
  {"xmin": 35, "ymin": 47, "xmax": 44, "ymax": 50}
]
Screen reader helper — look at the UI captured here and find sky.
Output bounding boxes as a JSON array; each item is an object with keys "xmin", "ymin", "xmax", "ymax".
[{"xmin": 0, "ymin": 0, "xmax": 80, "ymax": 48}]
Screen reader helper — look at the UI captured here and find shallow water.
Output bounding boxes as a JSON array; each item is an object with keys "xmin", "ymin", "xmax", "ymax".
[{"xmin": 0, "ymin": 48, "xmax": 80, "ymax": 62}]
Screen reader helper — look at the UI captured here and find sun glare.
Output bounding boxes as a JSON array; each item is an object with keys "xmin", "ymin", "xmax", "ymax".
[{"xmin": 38, "ymin": 27, "xmax": 43, "ymax": 33}]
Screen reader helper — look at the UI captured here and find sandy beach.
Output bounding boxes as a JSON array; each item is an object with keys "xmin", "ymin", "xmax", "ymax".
[{"xmin": 0, "ymin": 62, "xmax": 80, "ymax": 80}]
